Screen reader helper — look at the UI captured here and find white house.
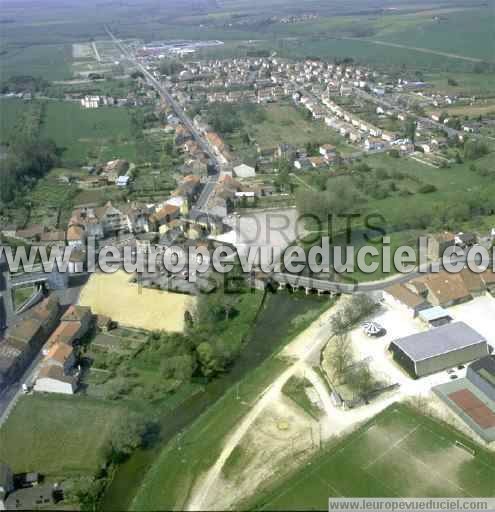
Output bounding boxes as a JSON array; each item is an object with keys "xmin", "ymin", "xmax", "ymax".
[
  {"xmin": 81, "ymin": 96, "xmax": 100, "ymax": 109},
  {"xmin": 233, "ymin": 164, "xmax": 256, "ymax": 179},
  {"xmin": 364, "ymin": 137, "xmax": 385, "ymax": 151},
  {"xmin": 116, "ymin": 176, "xmax": 130, "ymax": 187},
  {"xmin": 34, "ymin": 365, "xmax": 77, "ymax": 395}
]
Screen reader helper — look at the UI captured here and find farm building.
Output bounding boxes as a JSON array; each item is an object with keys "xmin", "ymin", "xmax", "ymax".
[{"xmin": 389, "ymin": 322, "xmax": 489, "ymax": 378}]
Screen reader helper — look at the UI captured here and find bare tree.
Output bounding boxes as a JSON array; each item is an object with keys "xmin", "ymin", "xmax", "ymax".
[{"xmin": 329, "ymin": 334, "xmax": 353, "ymax": 383}]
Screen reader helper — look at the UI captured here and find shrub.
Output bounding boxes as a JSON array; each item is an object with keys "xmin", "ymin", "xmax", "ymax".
[{"xmin": 418, "ymin": 184, "xmax": 437, "ymax": 194}]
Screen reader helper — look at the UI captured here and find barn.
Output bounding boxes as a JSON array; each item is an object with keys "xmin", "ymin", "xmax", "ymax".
[{"xmin": 389, "ymin": 322, "xmax": 489, "ymax": 378}]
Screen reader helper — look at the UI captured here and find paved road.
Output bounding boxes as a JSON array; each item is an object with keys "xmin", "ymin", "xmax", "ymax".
[
  {"xmin": 104, "ymin": 25, "xmax": 222, "ymax": 211},
  {"xmin": 272, "ymin": 252, "xmax": 474, "ymax": 294},
  {"xmin": 0, "ymin": 348, "xmax": 43, "ymax": 427},
  {"xmin": 11, "ymin": 272, "xmax": 49, "ymax": 288}
]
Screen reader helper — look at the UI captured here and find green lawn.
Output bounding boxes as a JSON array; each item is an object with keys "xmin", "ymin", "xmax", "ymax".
[
  {"xmin": 40, "ymin": 101, "xmax": 138, "ymax": 165},
  {"xmin": 12, "ymin": 286, "xmax": 35, "ymax": 308},
  {"xmin": 0, "ymin": 394, "xmax": 125, "ymax": 478},
  {"xmin": 246, "ymin": 403, "xmax": 495, "ymax": 510},
  {"xmin": 282, "ymin": 376, "xmax": 321, "ymax": 420}
]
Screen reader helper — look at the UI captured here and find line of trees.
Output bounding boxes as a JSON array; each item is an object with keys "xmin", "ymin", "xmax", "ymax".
[
  {"xmin": 0, "ymin": 135, "xmax": 59, "ymax": 204},
  {"xmin": 0, "ymin": 100, "xmax": 59, "ymax": 205}
]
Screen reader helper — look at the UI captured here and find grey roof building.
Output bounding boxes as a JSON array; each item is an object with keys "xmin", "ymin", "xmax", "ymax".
[
  {"xmin": 0, "ymin": 461, "xmax": 14, "ymax": 505},
  {"xmin": 0, "ymin": 249, "xmax": 14, "ymax": 330},
  {"xmin": 389, "ymin": 322, "xmax": 489, "ymax": 378},
  {"xmin": 467, "ymin": 356, "xmax": 495, "ymax": 401}
]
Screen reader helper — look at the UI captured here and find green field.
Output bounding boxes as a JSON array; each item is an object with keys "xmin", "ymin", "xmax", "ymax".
[
  {"xmin": 0, "ymin": 44, "xmax": 72, "ymax": 81},
  {"xmin": 425, "ymin": 72, "xmax": 495, "ymax": 98},
  {"xmin": 247, "ymin": 403, "xmax": 495, "ymax": 510},
  {"xmin": 297, "ymin": 150, "xmax": 495, "ymax": 282},
  {"xmin": 363, "ymin": 151, "xmax": 495, "ymax": 229},
  {"xmin": 373, "ymin": 7, "xmax": 495, "ymax": 64},
  {"xmin": 227, "ymin": 102, "xmax": 353, "ymax": 157},
  {"xmin": 40, "ymin": 101, "xmax": 138, "ymax": 165},
  {"xmin": 0, "ymin": 394, "xmax": 125, "ymax": 478},
  {"xmin": 0, "ymin": 99, "xmax": 31, "ymax": 143}
]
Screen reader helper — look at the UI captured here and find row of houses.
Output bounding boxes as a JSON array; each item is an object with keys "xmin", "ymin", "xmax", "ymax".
[
  {"xmin": 80, "ymin": 95, "xmax": 117, "ymax": 109},
  {"xmin": 0, "ymin": 293, "xmax": 114, "ymax": 395},
  {"xmin": 205, "ymin": 85, "xmax": 289, "ymax": 105},
  {"xmin": 34, "ymin": 305, "xmax": 94, "ymax": 394},
  {"xmin": 384, "ymin": 267, "xmax": 495, "ymax": 314},
  {"xmin": 169, "ymin": 57, "xmax": 374, "ymax": 97},
  {"xmin": 298, "ymin": 94, "xmax": 404, "ymax": 150},
  {"xmin": 0, "ymin": 296, "xmax": 60, "ymax": 389}
]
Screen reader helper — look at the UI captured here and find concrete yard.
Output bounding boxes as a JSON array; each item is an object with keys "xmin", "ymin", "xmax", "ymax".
[
  {"xmin": 449, "ymin": 294, "xmax": 495, "ymax": 349},
  {"xmin": 213, "ymin": 208, "xmax": 303, "ymax": 268}
]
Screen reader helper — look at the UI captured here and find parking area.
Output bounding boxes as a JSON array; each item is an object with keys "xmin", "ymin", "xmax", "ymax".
[
  {"xmin": 449, "ymin": 294, "xmax": 495, "ymax": 350},
  {"xmin": 348, "ymin": 303, "xmax": 469, "ymax": 397},
  {"xmin": 349, "ymin": 305, "xmax": 424, "ymax": 387}
]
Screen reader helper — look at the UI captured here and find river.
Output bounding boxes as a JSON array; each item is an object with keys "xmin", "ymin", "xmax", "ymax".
[{"xmin": 100, "ymin": 290, "xmax": 327, "ymax": 510}]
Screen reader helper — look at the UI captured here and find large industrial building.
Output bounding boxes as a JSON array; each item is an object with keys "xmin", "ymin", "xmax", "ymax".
[{"xmin": 389, "ymin": 322, "xmax": 489, "ymax": 378}]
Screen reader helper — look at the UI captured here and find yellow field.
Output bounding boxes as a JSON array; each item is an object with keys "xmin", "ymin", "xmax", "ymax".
[{"xmin": 79, "ymin": 271, "xmax": 194, "ymax": 332}]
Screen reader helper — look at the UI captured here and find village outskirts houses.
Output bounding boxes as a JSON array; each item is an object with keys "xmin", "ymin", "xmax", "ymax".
[
  {"xmin": 34, "ymin": 305, "xmax": 93, "ymax": 395},
  {"xmin": 0, "ymin": 296, "xmax": 61, "ymax": 389},
  {"xmin": 67, "ymin": 201, "xmax": 142, "ymax": 243}
]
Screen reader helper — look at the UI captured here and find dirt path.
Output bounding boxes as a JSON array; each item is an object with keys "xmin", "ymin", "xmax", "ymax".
[{"xmin": 185, "ymin": 302, "xmax": 339, "ymax": 511}]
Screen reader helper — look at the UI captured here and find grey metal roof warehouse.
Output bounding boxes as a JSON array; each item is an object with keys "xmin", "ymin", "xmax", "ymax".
[{"xmin": 392, "ymin": 322, "xmax": 486, "ymax": 362}]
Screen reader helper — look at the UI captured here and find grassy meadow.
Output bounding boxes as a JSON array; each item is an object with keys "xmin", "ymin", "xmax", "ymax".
[
  {"xmin": 40, "ymin": 101, "xmax": 138, "ymax": 165},
  {"xmin": 0, "ymin": 394, "xmax": 125, "ymax": 478}
]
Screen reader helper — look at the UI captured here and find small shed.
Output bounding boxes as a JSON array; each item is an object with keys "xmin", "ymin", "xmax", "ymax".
[
  {"xmin": 233, "ymin": 164, "xmax": 256, "ymax": 179},
  {"xmin": 418, "ymin": 306, "xmax": 452, "ymax": 327}
]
